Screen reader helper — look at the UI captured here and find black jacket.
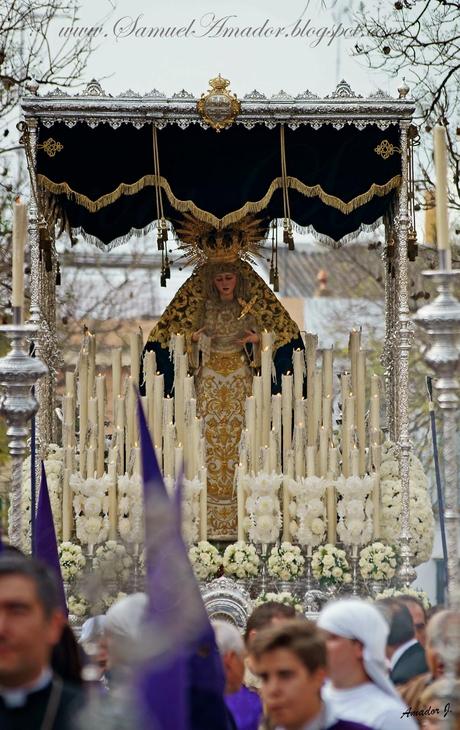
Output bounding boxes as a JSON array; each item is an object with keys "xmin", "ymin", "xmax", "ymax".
[
  {"xmin": 390, "ymin": 641, "xmax": 429, "ymax": 685},
  {"xmin": 0, "ymin": 678, "xmax": 82, "ymax": 730}
]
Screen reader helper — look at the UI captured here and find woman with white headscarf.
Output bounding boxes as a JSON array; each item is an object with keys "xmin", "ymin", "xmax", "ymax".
[{"xmin": 317, "ymin": 599, "xmax": 418, "ymax": 730}]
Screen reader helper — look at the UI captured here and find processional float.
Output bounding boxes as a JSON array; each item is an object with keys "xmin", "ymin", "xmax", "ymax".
[{"xmin": 0, "ymin": 76, "xmax": 458, "ymax": 628}]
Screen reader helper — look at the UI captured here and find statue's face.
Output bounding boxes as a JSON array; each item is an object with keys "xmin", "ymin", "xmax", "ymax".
[{"xmin": 213, "ymin": 272, "xmax": 237, "ymax": 300}]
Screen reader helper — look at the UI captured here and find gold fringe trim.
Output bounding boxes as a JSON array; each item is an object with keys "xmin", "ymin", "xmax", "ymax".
[{"xmin": 37, "ymin": 173, "xmax": 401, "ymax": 223}]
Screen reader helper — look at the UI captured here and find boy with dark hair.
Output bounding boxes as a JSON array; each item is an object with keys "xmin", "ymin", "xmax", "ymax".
[{"xmin": 251, "ymin": 620, "xmax": 373, "ymax": 730}]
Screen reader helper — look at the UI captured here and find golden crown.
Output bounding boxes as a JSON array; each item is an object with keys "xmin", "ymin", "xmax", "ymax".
[{"xmin": 175, "ymin": 214, "xmax": 267, "ymax": 268}]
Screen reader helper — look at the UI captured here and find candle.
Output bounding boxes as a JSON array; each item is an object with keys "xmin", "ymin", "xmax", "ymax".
[
  {"xmin": 328, "ymin": 445, "xmax": 338, "ymax": 479},
  {"xmin": 245, "ymin": 396, "xmax": 256, "ymax": 473},
  {"xmin": 349, "ymin": 329, "xmax": 360, "ymax": 401},
  {"xmin": 174, "ymin": 445, "xmax": 183, "ymax": 479},
  {"xmin": 130, "ymin": 331, "xmax": 140, "ymax": 387},
  {"xmin": 322, "ymin": 395, "xmax": 332, "ymax": 437},
  {"xmin": 96, "ymin": 375, "xmax": 105, "ymax": 478},
  {"xmin": 126, "ymin": 376, "xmax": 135, "ymax": 455},
  {"xmin": 306, "ymin": 445, "xmax": 316, "ymax": 477},
  {"xmin": 175, "ymin": 354, "xmax": 187, "ymax": 444},
  {"xmin": 271, "ymin": 393, "xmax": 282, "ymax": 434},
  {"xmin": 282, "ymin": 373, "xmax": 293, "ymax": 467},
  {"xmin": 282, "ymin": 478, "xmax": 291, "ymax": 542},
  {"xmin": 310, "ymin": 369, "xmax": 322, "ymax": 447},
  {"xmin": 153, "ymin": 373, "xmax": 164, "ymax": 448},
  {"xmin": 132, "ymin": 446, "xmax": 141, "ymax": 476},
  {"xmin": 62, "ymin": 467, "xmax": 72, "ymax": 541},
  {"xmin": 108, "ymin": 458, "xmax": 118, "ymax": 540},
  {"xmin": 237, "ymin": 469, "xmax": 245, "ymax": 541},
  {"xmin": 351, "ymin": 444, "xmax": 360, "ymax": 477},
  {"xmin": 111, "ymin": 348, "xmax": 122, "ymax": 425},
  {"xmin": 293, "ymin": 349, "xmax": 305, "ymax": 401},
  {"xmin": 319, "ymin": 426, "xmax": 328, "ymax": 477},
  {"xmin": 305, "ymin": 334, "xmax": 317, "ymax": 448},
  {"xmin": 163, "ymin": 396, "xmax": 174, "ymax": 428},
  {"xmin": 433, "ymin": 125, "xmax": 451, "ymax": 266},
  {"xmin": 199, "ymin": 466, "xmax": 207, "ymax": 541},
  {"xmin": 144, "ymin": 350, "xmax": 155, "ymax": 431},
  {"xmin": 356, "ymin": 351, "xmax": 366, "ymax": 475},
  {"xmin": 78, "ymin": 351, "xmax": 88, "ymax": 477},
  {"xmin": 87, "ymin": 333, "xmax": 96, "ymax": 400},
  {"xmin": 294, "ymin": 424, "xmax": 305, "ymax": 479},
  {"xmin": 326, "ymin": 482, "xmax": 336, "ymax": 545},
  {"xmin": 370, "ymin": 394, "xmax": 380, "ymax": 444},
  {"xmin": 65, "ymin": 370, "xmax": 75, "ymax": 398},
  {"xmin": 86, "ymin": 446, "xmax": 96, "ymax": 478},
  {"xmin": 261, "ymin": 344, "xmax": 273, "ymax": 447},
  {"xmin": 269, "ymin": 429, "xmax": 278, "ymax": 474},
  {"xmin": 261, "ymin": 445, "xmax": 270, "ymax": 474},
  {"xmin": 12, "ymin": 197, "xmax": 27, "ymax": 317},
  {"xmin": 322, "ymin": 347, "xmax": 334, "ymax": 399},
  {"xmin": 253, "ymin": 375, "xmax": 263, "ymax": 459},
  {"xmin": 164, "ymin": 423, "xmax": 175, "ymax": 478}
]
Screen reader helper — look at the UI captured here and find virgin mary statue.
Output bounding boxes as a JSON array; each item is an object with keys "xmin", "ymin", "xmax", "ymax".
[{"xmin": 142, "ymin": 216, "xmax": 304, "ymax": 540}]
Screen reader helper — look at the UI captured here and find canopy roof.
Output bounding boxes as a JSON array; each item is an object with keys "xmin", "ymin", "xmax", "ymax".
[{"xmin": 21, "ymin": 78, "xmax": 415, "ymax": 248}]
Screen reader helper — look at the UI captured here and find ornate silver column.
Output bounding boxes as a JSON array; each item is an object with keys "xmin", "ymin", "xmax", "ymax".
[
  {"xmin": 0, "ymin": 324, "xmax": 47, "ymax": 547},
  {"xmin": 382, "ymin": 225, "xmax": 398, "ymax": 440},
  {"xmin": 413, "ymin": 269, "xmax": 460, "ymax": 600},
  {"xmin": 395, "ymin": 119, "xmax": 417, "ymax": 585}
]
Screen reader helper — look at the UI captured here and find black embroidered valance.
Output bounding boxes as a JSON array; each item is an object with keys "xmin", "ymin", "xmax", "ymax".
[{"xmin": 37, "ymin": 121, "xmax": 401, "ymax": 245}]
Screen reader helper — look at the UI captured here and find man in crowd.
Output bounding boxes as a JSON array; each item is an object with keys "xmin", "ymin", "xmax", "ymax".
[
  {"xmin": 317, "ymin": 598, "xmax": 418, "ymax": 730},
  {"xmin": 376, "ymin": 597, "xmax": 428, "ymax": 685},
  {"xmin": 0, "ymin": 553, "xmax": 82, "ymax": 729},
  {"xmin": 399, "ymin": 609, "xmax": 460, "ymax": 723},
  {"xmin": 398, "ymin": 595, "xmax": 428, "ymax": 648},
  {"xmin": 212, "ymin": 619, "xmax": 262, "ymax": 730},
  {"xmin": 251, "ymin": 619, "xmax": 373, "ymax": 730}
]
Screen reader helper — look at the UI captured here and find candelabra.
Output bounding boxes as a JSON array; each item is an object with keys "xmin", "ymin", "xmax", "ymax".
[
  {"xmin": 413, "ymin": 266, "xmax": 460, "ymax": 604},
  {"xmin": 0, "ymin": 320, "xmax": 48, "ymax": 547}
]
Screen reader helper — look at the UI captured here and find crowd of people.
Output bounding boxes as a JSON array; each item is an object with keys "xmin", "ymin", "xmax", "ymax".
[{"xmin": 0, "ymin": 550, "xmax": 459, "ymax": 730}]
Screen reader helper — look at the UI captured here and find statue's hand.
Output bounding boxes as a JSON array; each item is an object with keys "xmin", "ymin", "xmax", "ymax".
[
  {"xmin": 191, "ymin": 327, "xmax": 206, "ymax": 343},
  {"xmin": 236, "ymin": 330, "xmax": 259, "ymax": 346}
]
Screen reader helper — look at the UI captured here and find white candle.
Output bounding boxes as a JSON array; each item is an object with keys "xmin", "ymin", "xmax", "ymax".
[
  {"xmin": 199, "ymin": 466, "xmax": 207, "ymax": 541},
  {"xmin": 86, "ymin": 446, "xmax": 96, "ymax": 478},
  {"xmin": 245, "ymin": 396, "xmax": 256, "ymax": 473},
  {"xmin": 153, "ymin": 373, "xmax": 164, "ymax": 448},
  {"xmin": 328, "ymin": 445, "xmax": 338, "ymax": 478},
  {"xmin": 111, "ymin": 348, "xmax": 122, "ymax": 425},
  {"xmin": 370, "ymin": 393, "xmax": 380, "ymax": 443},
  {"xmin": 319, "ymin": 426, "xmax": 328, "ymax": 477},
  {"xmin": 356, "ymin": 351, "xmax": 366, "ymax": 475},
  {"xmin": 261, "ymin": 344, "xmax": 273, "ymax": 447},
  {"xmin": 237, "ymin": 469, "xmax": 245, "ymax": 541},
  {"xmin": 322, "ymin": 395, "xmax": 332, "ymax": 437},
  {"xmin": 175, "ymin": 354, "xmax": 187, "ymax": 444},
  {"xmin": 126, "ymin": 376, "xmax": 135, "ymax": 455},
  {"xmin": 293, "ymin": 349, "xmax": 305, "ymax": 401},
  {"xmin": 271, "ymin": 393, "xmax": 282, "ymax": 434},
  {"xmin": 269, "ymin": 429, "xmax": 278, "ymax": 474},
  {"xmin": 282, "ymin": 373, "xmax": 293, "ymax": 467},
  {"xmin": 282, "ymin": 479, "xmax": 291, "ymax": 542},
  {"xmin": 322, "ymin": 347, "xmax": 334, "ymax": 399},
  {"xmin": 294, "ymin": 424, "xmax": 305, "ymax": 478},
  {"xmin": 62, "ymin": 467, "xmax": 72, "ymax": 541},
  {"xmin": 130, "ymin": 331, "xmax": 140, "ymax": 387},
  {"xmin": 88, "ymin": 397, "xmax": 98, "ymax": 451},
  {"xmin": 351, "ymin": 444, "xmax": 360, "ymax": 477},
  {"xmin": 433, "ymin": 125, "xmax": 451, "ymax": 263},
  {"xmin": 96, "ymin": 375, "xmax": 105, "ymax": 478},
  {"xmin": 326, "ymin": 482, "xmax": 336, "ymax": 545},
  {"xmin": 12, "ymin": 198, "xmax": 27, "ymax": 316},
  {"xmin": 174, "ymin": 444, "xmax": 183, "ymax": 480},
  {"xmin": 309, "ymin": 369, "xmax": 322, "ymax": 447},
  {"xmin": 78, "ymin": 351, "xmax": 88, "ymax": 477},
  {"xmin": 306, "ymin": 445, "xmax": 316, "ymax": 477},
  {"xmin": 253, "ymin": 375, "xmax": 263, "ymax": 459},
  {"xmin": 87, "ymin": 333, "xmax": 96, "ymax": 400},
  {"xmin": 132, "ymin": 446, "xmax": 141, "ymax": 476},
  {"xmin": 164, "ymin": 423, "xmax": 175, "ymax": 478},
  {"xmin": 349, "ymin": 329, "xmax": 360, "ymax": 401},
  {"xmin": 108, "ymin": 457, "xmax": 118, "ymax": 540},
  {"xmin": 163, "ymin": 396, "xmax": 174, "ymax": 428}
]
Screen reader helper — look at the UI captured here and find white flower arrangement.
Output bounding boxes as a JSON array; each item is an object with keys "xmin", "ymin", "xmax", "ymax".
[
  {"xmin": 58, "ymin": 542, "xmax": 86, "ymax": 583},
  {"xmin": 117, "ymin": 473, "xmax": 144, "ymax": 544},
  {"xmin": 188, "ymin": 541, "xmax": 222, "ymax": 581},
  {"xmin": 240, "ymin": 472, "xmax": 283, "ymax": 544},
  {"xmin": 335, "ymin": 475, "xmax": 374, "ymax": 546},
  {"xmin": 267, "ymin": 542, "xmax": 305, "ymax": 581},
  {"xmin": 287, "ymin": 477, "xmax": 327, "ymax": 546},
  {"xmin": 93, "ymin": 541, "xmax": 134, "ymax": 587},
  {"xmin": 95, "ymin": 591, "xmax": 128, "ymax": 612},
  {"xmin": 15, "ymin": 444, "xmax": 63, "ymax": 550},
  {"xmin": 254, "ymin": 591, "xmax": 303, "ymax": 613},
  {"xmin": 380, "ymin": 441, "xmax": 435, "ymax": 565},
  {"xmin": 358, "ymin": 542, "xmax": 397, "ymax": 582},
  {"xmin": 311, "ymin": 544, "xmax": 352, "ymax": 587},
  {"xmin": 223, "ymin": 541, "xmax": 260, "ymax": 580},
  {"xmin": 71, "ymin": 472, "xmax": 111, "ymax": 546},
  {"xmin": 68, "ymin": 593, "xmax": 90, "ymax": 618},
  {"xmin": 374, "ymin": 586, "xmax": 431, "ymax": 610}
]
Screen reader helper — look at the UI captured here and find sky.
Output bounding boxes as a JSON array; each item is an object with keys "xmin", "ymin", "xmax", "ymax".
[{"xmin": 46, "ymin": 0, "xmax": 396, "ymax": 97}]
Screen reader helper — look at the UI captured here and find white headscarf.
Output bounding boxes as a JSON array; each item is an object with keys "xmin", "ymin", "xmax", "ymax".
[
  {"xmin": 79, "ymin": 615, "xmax": 106, "ymax": 645},
  {"xmin": 318, "ymin": 598, "xmax": 400, "ymax": 698},
  {"xmin": 105, "ymin": 592, "xmax": 149, "ymax": 665}
]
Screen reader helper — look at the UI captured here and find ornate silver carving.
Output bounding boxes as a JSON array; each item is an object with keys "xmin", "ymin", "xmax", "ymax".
[
  {"xmin": 172, "ymin": 89, "xmax": 194, "ymax": 99},
  {"xmin": 395, "ymin": 121, "xmax": 416, "ymax": 586},
  {"xmin": 0, "ymin": 324, "xmax": 48, "ymax": 547},
  {"xmin": 398, "ymin": 80, "xmax": 410, "ymax": 99},
  {"xmin": 413, "ymin": 270, "xmax": 460, "ymax": 600},
  {"xmin": 295, "ymin": 90, "xmax": 320, "ymax": 100},
  {"xmin": 200, "ymin": 577, "xmax": 252, "ymax": 629},
  {"xmin": 270, "ymin": 90, "xmax": 294, "ymax": 101},
  {"xmin": 83, "ymin": 80, "xmax": 106, "ymax": 96},
  {"xmin": 244, "ymin": 90, "xmax": 267, "ymax": 100},
  {"xmin": 327, "ymin": 80, "xmax": 362, "ymax": 99}
]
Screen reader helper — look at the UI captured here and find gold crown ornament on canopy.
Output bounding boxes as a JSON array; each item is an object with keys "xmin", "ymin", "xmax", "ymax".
[
  {"xmin": 175, "ymin": 214, "xmax": 268, "ymax": 268},
  {"xmin": 197, "ymin": 75, "xmax": 241, "ymax": 132}
]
